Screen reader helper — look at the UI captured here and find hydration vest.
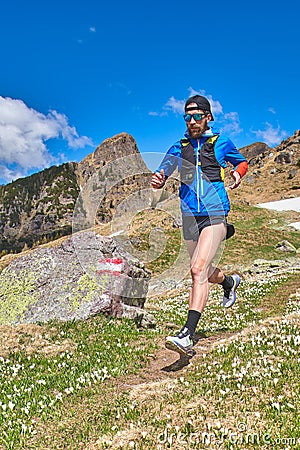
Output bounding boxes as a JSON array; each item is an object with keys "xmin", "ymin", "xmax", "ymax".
[{"xmin": 180, "ymin": 135, "xmax": 225, "ymax": 185}]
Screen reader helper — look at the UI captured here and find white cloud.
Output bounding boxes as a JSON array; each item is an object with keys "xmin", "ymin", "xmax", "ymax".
[
  {"xmin": 159, "ymin": 88, "xmax": 229, "ymax": 120},
  {"xmin": 252, "ymin": 122, "xmax": 288, "ymax": 146},
  {"xmin": 49, "ymin": 110, "xmax": 93, "ymax": 149},
  {"xmin": 0, "ymin": 96, "xmax": 93, "ymax": 182},
  {"xmin": 163, "ymin": 96, "xmax": 185, "ymax": 114},
  {"xmin": 220, "ymin": 111, "xmax": 243, "ymax": 136},
  {"xmin": 0, "ymin": 165, "xmax": 24, "ymax": 184},
  {"xmin": 77, "ymin": 27, "xmax": 96, "ymax": 44},
  {"xmin": 108, "ymin": 81, "xmax": 132, "ymax": 96},
  {"xmin": 268, "ymin": 107, "xmax": 276, "ymax": 114},
  {"xmin": 148, "ymin": 110, "xmax": 167, "ymax": 117},
  {"xmin": 187, "ymin": 87, "xmax": 201, "ymax": 97}
]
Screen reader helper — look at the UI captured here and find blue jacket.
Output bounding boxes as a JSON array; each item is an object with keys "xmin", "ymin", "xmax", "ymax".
[{"xmin": 157, "ymin": 128, "xmax": 247, "ymax": 217}]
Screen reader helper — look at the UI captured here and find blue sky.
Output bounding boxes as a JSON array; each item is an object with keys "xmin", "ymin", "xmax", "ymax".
[{"xmin": 0, "ymin": 0, "xmax": 299, "ymax": 184}]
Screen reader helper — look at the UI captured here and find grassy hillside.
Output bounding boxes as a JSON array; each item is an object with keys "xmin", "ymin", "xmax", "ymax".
[
  {"xmin": 125, "ymin": 201, "xmax": 300, "ymax": 273},
  {"xmin": 0, "ymin": 202, "xmax": 299, "ymax": 449}
]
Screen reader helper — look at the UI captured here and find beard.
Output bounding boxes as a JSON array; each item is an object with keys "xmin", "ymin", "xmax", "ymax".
[
  {"xmin": 188, "ymin": 127, "xmax": 204, "ymax": 139},
  {"xmin": 187, "ymin": 120, "xmax": 208, "ymax": 139}
]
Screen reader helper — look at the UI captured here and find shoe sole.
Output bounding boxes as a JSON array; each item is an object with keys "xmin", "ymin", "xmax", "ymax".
[
  {"xmin": 223, "ymin": 275, "xmax": 241, "ymax": 308},
  {"xmin": 165, "ymin": 339, "xmax": 195, "ymax": 357}
]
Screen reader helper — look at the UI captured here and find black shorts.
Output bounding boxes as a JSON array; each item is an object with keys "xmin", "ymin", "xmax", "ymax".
[{"xmin": 182, "ymin": 215, "xmax": 235, "ymax": 242}]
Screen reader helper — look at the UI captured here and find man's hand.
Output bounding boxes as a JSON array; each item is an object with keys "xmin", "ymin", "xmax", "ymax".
[
  {"xmin": 151, "ymin": 169, "xmax": 165, "ymax": 189},
  {"xmin": 229, "ymin": 170, "xmax": 241, "ymax": 190}
]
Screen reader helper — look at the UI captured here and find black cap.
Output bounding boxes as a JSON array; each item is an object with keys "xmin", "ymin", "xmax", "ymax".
[{"xmin": 184, "ymin": 95, "xmax": 214, "ymax": 121}]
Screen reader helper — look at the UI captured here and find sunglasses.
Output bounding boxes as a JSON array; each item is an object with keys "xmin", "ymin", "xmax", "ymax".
[{"xmin": 183, "ymin": 113, "xmax": 207, "ymax": 122}]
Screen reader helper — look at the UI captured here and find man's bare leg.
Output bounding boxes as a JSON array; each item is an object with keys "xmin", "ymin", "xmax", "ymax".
[
  {"xmin": 188, "ymin": 223, "xmax": 226, "ymax": 313},
  {"xmin": 188, "ymin": 232, "xmax": 241, "ymax": 310},
  {"xmin": 185, "ymin": 224, "xmax": 226, "ymax": 310},
  {"xmin": 165, "ymin": 223, "xmax": 226, "ymax": 356}
]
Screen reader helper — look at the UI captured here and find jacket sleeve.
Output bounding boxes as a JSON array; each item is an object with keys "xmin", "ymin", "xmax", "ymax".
[
  {"xmin": 216, "ymin": 136, "xmax": 248, "ymax": 178},
  {"xmin": 156, "ymin": 141, "xmax": 182, "ymax": 179},
  {"xmin": 234, "ymin": 161, "xmax": 248, "ymax": 178}
]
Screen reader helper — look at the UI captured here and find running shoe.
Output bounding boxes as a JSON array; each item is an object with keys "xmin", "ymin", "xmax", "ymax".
[
  {"xmin": 165, "ymin": 329, "xmax": 194, "ymax": 356},
  {"xmin": 222, "ymin": 274, "xmax": 241, "ymax": 308}
]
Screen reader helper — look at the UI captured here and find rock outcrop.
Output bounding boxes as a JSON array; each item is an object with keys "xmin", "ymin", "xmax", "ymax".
[
  {"xmin": 239, "ymin": 142, "xmax": 271, "ymax": 165},
  {"xmin": 76, "ymin": 133, "xmax": 153, "ymax": 228},
  {"xmin": 230, "ymin": 130, "xmax": 300, "ymax": 204},
  {"xmin": 0, "ymin": 231, "xmax": 155, "ymax": 328}
]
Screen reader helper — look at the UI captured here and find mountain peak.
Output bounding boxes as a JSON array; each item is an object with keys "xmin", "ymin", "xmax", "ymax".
[{"xmin": 78, "ymin": 132, "xmax": 141, "ymax": 185}]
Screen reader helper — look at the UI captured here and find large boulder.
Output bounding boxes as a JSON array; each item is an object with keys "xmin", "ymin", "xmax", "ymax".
[{"xmin": 0, "ymin": 232, "xmax": 154, "ymax": 327}]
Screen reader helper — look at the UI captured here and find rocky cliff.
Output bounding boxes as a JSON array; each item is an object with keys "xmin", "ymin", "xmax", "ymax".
[
  {"xmin": 76, "ymin": 132, "xmax": 153, "ymax": 228},
  {"xmin": 228, "ymin": 130, "xmax": 300, "ymax": 204}
]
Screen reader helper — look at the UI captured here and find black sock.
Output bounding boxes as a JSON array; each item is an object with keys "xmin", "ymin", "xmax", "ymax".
[
  {"xmin": 179, "ymin": 310, "xmax": 201, "ymax": 337},
  {"xmin": 221, "ymin": 275, "xmax": 234, "ymax": 291}
]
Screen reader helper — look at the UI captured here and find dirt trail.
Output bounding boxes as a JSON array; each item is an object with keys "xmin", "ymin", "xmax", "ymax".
[
  {"xmin": 118, "ymin": 308, "xmax": 300, "ymax": 399},
  {"xmin": 118, "ymin": 267, "xmax": 300, "ymax": 396},
  {"xmin": 118, "ymin": 331, "xmax": 234, "ymax": 389}
]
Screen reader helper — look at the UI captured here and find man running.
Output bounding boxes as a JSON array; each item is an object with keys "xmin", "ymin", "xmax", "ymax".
[{"xmin": 151, "ymin": 94, "xmax": 248, "ymax": 356}]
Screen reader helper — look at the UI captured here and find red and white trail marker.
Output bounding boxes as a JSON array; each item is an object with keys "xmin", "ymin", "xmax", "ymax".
[{"xmin": 96, "ymin": 258, "xmax": 124, "ymax": 277}]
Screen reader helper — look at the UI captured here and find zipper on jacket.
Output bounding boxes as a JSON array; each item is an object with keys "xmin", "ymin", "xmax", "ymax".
[{"xmin": 195, "ymin": 139, "xmax": 201, "ymax": 213}]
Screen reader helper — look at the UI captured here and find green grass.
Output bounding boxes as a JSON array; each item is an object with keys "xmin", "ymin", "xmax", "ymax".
[
  {"xmin": 127, "ymin": 209, "xmax": 182, "ymax": 275},
  {"xmin": 0, "ymin": 317, "xmax": 158, "ymax": 450},
  {"xmin": 18, "ymin": 271, "xmax": 299, "ymax": 450},
  {"xmin": 31, "ymin": 313, "xmax": 299, "ymax": 450},
  {"xmin": 127, "ymin": 203, "xmax": 300, "ymax": 273},
  {"xmin": 0, "ymin": 202, "xmax": 299, "ymax": 449},
  {"xmin": 221, "ymin": 204, "xmax": 300, "ymax": 266},
  {"xmin": 150, "ymin": 274, "xmax": 289, "ymax": 334},
  {"xmin": 123, "ymin": 315, "xmax": 299, "ymax": 450}
]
